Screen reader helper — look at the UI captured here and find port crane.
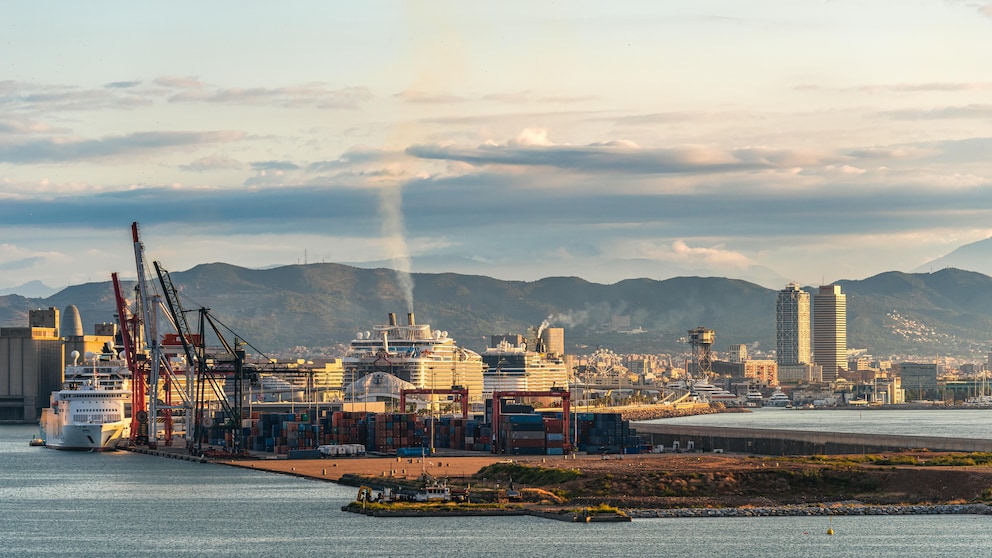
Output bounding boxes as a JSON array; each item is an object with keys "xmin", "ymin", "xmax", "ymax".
[
  {"xmin": 491, "ymin": 388, "xmax": 571, "ymax": 454},
  {"xmin": 154, "ymin": 260, "xmax": 252, "ymax": 456}
]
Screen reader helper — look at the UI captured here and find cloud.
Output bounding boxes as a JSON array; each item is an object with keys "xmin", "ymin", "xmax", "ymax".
[
  {"xmin": 167, "ymin": 83, "xmax": 373, "ymax": 109},
  {"xmin": 394, "ymin": 90, "xmax": 468, "ymax": 104},
  {"xmin": 105, "ymin": 80, "xmax": 142, "ymax": 89},
  {"xmin": 482, "ymin": 91, "xmax": 599, "ymax": 104},
  {"xmin": 180, "ymin": 155, "xmax": 244, "ymax": 172},
  {"xmin": 0, "ymin": 256, "xmax": 45, "ymax": 271},
  {"xmin": 407, "ymin": 129, "xmax": 837, "ymax": 174},
  {"xmin": 795, "ymin": 82, "xmax": 992, "ymax": 94},
  {"xmin": 879, "ymin": 104, "xmax": 992, "ymax": 120},
  {"xmin": 250, "ymin": 160, "xmax": 300, "ymax": 172},
  {"xmin": 1, "ymin": 81, "xmax": 153, "ymax": 112},
  {"xmin": 669, "ymin": 240, "xmax": 753, "ymax": 269},
  {"xmin": 0, "ymin": 130, "xmax": 245, "ymax": 163},
  {"xmin": 154, "ymin": 76, "xmax": 208, "ymax": 90},
  {"xmin": 0, "ymin": 117, "xmax": 62, "ymax": 135}
]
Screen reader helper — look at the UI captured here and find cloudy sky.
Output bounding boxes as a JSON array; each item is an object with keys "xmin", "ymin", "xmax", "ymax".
[{"xmin": 3, "ymin": 1, "xmax": 992, "ymax": 292}]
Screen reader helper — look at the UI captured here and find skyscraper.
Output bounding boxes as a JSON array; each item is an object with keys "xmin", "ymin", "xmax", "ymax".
[
  {"xmin": 776, "ymin": 282, "xmax": 810, "ymax": 366},
  {"xmin": 813, "ymin": 284, "xmax": 847, "ymax": 382}
]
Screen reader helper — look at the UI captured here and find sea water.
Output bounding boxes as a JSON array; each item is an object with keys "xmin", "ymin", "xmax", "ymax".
[
  {"xmin": 2, "ymin": 423, "xmax": 990, "ymax": 558},
  {"xmin": 640, "ymin": 407, "xmax": 992, "ymax": 439}
]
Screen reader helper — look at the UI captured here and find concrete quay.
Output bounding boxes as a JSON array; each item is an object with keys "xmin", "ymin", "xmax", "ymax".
[{"xmin": 633, "ymin": 423, "xmax": 992, "ymax": 455}]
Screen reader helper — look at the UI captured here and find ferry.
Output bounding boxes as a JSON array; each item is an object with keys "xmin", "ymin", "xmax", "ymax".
[{"xmin": 40, "ymin": 351, "xmax": 131, "ymax": 451}]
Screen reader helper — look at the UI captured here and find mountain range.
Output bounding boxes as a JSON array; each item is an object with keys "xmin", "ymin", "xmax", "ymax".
[
  {"xmin": 914, "ymin": 236, "xmax": 992, "ymax": 277},
  {"xmin": 1, "ymin": 263, "xmax": 990, "ymax": 362}
]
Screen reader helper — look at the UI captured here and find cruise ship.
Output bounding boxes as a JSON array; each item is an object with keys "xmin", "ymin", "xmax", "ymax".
[
  {"xmin": 481, "ymin": 338, "xmax": 569, "ymax": 396},
  {"xmin": 342, "ymin": 313, "xmax": 485, "ymax": 402},
  {"xmin": 40, "ymin": 351, "xmax": 132, "ymax": 450}
]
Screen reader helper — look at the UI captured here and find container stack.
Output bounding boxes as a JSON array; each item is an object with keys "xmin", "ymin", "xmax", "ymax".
[
  {"xmin": 543, "ymin": 416, "xmax": 565, "ymax": 455},
  {"xmin": 500, "ymin": 414, "xmax": 546, "ymax": 455},
  {"xmin": 328, "ymin": 411, "xmax": 369, "ymax": 446},
  {"xmin": 368, "ymin": 412, "xmax": 422, "ymax": 454},
  {"xmin": 575, "ymin": 412, "xmax": 641, "ymax": 454}
]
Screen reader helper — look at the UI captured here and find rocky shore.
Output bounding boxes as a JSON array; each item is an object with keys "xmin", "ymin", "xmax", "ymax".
[
  {"xmin": 616, "ymin": 404, "xmax": 746, "ymax": 422},
  {"xmin": 626, "ymin": 503, "xmax": 992, "ymax": 518}
]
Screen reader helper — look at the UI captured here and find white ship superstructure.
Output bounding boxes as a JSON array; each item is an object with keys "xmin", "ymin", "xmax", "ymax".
[
  {"xmin": 343, "ymin": 313, "xmax": 485, "ymax": 402},
  {"xmin": 481, "ymin": 339, "xmax": 568, "ymax": 396},
  {"xmin": 41, "ymin": 351, "xmax": 131, "ymax": 451}
]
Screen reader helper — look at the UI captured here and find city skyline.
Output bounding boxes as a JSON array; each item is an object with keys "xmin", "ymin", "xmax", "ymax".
[{"xmin": 4, "ymin": 2, "xmax": 992, "ymax": 292}]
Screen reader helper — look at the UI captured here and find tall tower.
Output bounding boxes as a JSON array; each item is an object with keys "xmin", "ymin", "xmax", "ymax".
[
  {"xmin": 813, "ymin": 284, "xmax": 847, "ymax": 382},
  {"xmin": 776, "ymin": 283, "xmax": 810, "ymax": 366},
  {"xmin": 687, "ymin": 327, "xmax": 715, "ymax": 379}
]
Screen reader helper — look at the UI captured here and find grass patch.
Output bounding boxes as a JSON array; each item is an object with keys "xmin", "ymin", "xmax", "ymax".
[{"xmin": 474, "ymin": 463, "xmax": 582, "ymax": 485}]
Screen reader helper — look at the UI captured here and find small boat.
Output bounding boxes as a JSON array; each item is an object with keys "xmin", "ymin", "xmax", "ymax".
[
  {"xmin": 414, "ymin": 477, "xmax": 451, "ymax": 502},
  {"xmin": 28, "ymin": 437, "xmax": 46, "ymax": 447}
]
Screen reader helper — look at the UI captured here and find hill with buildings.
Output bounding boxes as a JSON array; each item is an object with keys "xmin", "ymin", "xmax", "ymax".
[{"xmin": 1, "ymin": 265, "xmax": 990, "ymax": 361}]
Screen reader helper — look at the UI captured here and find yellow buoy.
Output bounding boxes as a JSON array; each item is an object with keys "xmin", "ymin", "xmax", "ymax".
[{"xmin": 826, "ymin": 528, "xmax": 834, "ymax": 535}]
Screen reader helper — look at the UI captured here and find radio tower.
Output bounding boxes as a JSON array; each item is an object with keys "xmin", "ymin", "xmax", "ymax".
[{"xmin": 687, "ymin": 327, "xmax": 715, "ymax": 380}]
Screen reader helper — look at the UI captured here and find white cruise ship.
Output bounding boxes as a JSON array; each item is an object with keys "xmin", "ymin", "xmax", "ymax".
[
  {"xmin": 481, "ymin": 339, "xmax": 569, "ymax": 396},
  {"xmin": 342, "ymin": 313, "xmax": 485, "ymax": 402},
  {"xmin": 41, "ymin": 351, "xmax": 132, "ymax": 451}
]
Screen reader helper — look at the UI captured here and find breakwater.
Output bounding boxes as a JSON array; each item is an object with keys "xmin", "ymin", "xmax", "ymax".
[
  {"xmin": 632, "ymin": 423, "xmax": 992, "ymax": 455},
  {"xmin": 626, "ymin": 503, "xmax": 992, "ymax": 518}
]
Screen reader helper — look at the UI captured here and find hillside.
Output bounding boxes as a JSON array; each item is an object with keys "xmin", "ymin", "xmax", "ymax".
[{"xmin": 1, "ymin": 265, "xmax": 990, "ymax": 359}]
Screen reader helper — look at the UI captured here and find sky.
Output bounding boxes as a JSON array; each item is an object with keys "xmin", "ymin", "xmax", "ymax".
[{"xmin": 3, "ymin": 0, "xmax": 992, "ymax": 292}]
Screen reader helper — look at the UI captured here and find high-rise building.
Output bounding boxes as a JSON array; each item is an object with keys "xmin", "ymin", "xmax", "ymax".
[
  {"xmin": 776, "ymin": 282, "xmax": 810, "ymax": 366},
  {"xmin": 813, "ymin": 284, "xmax": 847, "ymax": 382}
]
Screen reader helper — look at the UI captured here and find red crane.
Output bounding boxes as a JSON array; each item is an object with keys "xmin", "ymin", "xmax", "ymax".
[
  {"xmin": 112, "ymin": 272, "xmax": 147, "ymax": 444},
  {"xmin": 491, "ymin": 388, "xmax": 571, "ymax": 454}
]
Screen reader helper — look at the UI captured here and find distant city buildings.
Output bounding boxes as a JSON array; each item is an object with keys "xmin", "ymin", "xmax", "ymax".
[
  {"xmin": 776, "ymin": 282, "xmax": 810, "ymax": 367},
  {"xmin": 813, "ymin": 285, "xmax": 847, "ymax": 383},
  {"xmin": 897, "ymin": 362, "xmax": 941, "ymax": 400}
]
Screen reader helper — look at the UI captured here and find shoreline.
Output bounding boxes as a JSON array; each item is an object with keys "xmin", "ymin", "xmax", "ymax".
[
  {"xmin": 118, "ymin": 446, "xmax": 992, "ymax": 519},
  {"xmin": 626, "ymin": 502, "xmax": 992, "ymax": 518}
]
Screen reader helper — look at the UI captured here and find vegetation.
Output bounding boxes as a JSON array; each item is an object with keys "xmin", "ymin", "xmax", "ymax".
[
  {"xmin": 776, "ymin": 452, "xmax": 992, "ymax": 468},
  {"xmin": 474, "ymin": 463, "xmax": 582, "ymax": 486}
]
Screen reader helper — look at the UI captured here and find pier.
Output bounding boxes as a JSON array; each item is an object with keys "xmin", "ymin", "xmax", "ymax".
[{"xmin": 634, "ymin": 423, "xmax": 992, "ymax": 455}]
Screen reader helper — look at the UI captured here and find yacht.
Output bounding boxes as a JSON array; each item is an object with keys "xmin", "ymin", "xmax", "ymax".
[{"xmin": 765, "ymin": 388, "xmax": 792, "ymax": 408}]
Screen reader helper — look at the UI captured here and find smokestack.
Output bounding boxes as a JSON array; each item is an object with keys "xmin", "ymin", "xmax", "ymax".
[
  {"xmin": 388, "ymin": 313, "xmax": 397, "ymax": 326},
  {"xmin": 408, "ymin": 312, "xmax": 415, "ymax": 326}
]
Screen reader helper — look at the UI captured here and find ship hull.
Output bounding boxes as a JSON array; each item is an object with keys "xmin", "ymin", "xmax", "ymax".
[{"xmin": 44, "ymin": 421, "xmax": 129, "ymax": 451}]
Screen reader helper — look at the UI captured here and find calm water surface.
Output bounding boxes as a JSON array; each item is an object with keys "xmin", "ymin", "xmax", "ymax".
[
  {"xmin": 641, "ymin": 407, "xmax": 992, "ymax": 439},
  {"xmin": 2, "ymin": 424, "xmax": 990, "ymax": 557}
]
